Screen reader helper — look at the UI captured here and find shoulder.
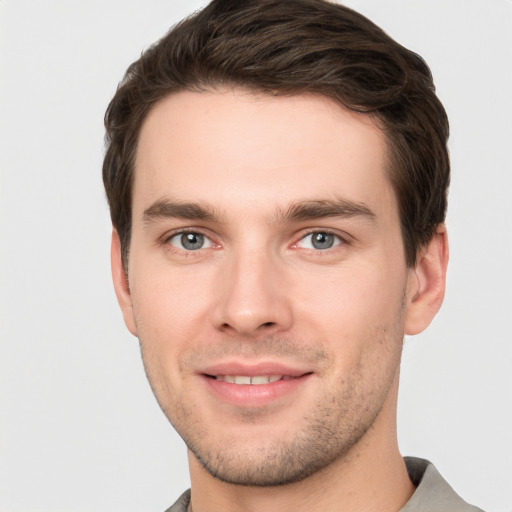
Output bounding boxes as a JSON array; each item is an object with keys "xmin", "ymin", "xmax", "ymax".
[
  {"xmin": 162, "ymin": 489, "xmax": 191, "ymax": 512},
  {"xmin": 402, "ymin": 457, "xmax": 485, "ymax": 512}
]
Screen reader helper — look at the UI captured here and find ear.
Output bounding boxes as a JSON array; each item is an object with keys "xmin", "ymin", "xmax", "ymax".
[
  {"xmin": 111, "ymin": 229, "xmax": 137, "ymax": 336},
  {"xmin": 405, "ymin": 225, "xmax": 449, "ymax": 335}
]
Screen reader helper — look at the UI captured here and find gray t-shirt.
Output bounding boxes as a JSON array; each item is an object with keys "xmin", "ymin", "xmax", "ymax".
[{"xmin": 164, "ymin": 457, "xmax": 484, "ymax": 512}]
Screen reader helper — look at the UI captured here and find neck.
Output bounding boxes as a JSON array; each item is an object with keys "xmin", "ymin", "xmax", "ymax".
[{"xmin": 187, "ymin": 379, "xmax": 414, "ymax": 512}]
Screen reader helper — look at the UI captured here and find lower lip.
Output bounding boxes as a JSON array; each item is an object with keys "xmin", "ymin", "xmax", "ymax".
[{"xmin": 201, "ymin": 374, "xmax": 312, "ymax": 407}]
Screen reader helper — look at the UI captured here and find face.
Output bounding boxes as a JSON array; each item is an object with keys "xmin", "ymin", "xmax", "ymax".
[{"xmin": 113, "ymin": 89, "xmax": 429, "ymax": 486}]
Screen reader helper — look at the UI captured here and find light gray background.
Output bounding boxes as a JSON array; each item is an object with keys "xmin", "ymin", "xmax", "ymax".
[{"xmin": 1, "ymin": 1, "xmax": 511, "ymax": 511}]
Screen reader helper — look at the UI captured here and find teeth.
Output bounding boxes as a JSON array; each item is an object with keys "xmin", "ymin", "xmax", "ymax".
[
  {"xmin": 215, "ymin": 375, "xmax": 283, "ymax": 385},
  {"xmin": 251, "ymin": 376, "xmax": 271, "ymax": 385}
]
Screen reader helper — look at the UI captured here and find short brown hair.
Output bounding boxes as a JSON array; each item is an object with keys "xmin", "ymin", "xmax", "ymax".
[{"xmin": 103, "ymin": 0, "xmax": 449, "ymax": 269}]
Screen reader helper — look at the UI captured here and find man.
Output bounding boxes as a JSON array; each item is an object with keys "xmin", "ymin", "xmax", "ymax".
[{"xmin": 102, "ymin": 1, "xmax": 483, "ymax": 510}]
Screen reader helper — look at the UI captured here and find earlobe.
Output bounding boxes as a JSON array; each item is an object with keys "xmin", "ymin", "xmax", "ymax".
[
  {"xmin": 111, "ymin": 229, "xmax": 138, "ymax": 336},
  {"xmin": 405, "ymin": 225, "xmax": 449, "ymax": 335}
]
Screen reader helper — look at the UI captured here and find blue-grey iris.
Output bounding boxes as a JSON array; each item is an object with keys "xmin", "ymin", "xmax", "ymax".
[
  {"xmin": 181, "ymin": 233, "xmax": 205, "ymax": 250},
  {"xmin": 311, "ymin": 232, "xmax": 335, "ymax": 250}
]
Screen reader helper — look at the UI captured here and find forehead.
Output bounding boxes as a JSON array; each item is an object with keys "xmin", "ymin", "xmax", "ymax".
[{"xmin": 133, "ymin": 88, "xmax": 395, "ymax": 221}]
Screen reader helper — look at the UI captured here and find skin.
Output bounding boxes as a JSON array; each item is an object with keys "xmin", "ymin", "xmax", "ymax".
[{"xmin": 112, "ymin": 89, "xmax": 448, "ymax": 512}]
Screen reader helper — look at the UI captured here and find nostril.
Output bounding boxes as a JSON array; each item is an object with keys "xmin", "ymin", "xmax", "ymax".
[{"xmin": 219, "ymin": 320, "xmax": 277, "ymax": 335}]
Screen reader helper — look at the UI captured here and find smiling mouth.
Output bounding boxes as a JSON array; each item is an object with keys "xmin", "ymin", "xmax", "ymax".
[
  {"xmin": 208, "ymin": 374, "xmax": 309, "ymax": 385},
  {"xmin": 201, "ymin": 370, "xmax": 314, "ymax": 406}
]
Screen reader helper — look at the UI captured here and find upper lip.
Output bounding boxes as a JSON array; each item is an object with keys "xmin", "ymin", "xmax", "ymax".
[{"xmin": 198, "ymin": 361, "xmax": 312, "ymax": 378}]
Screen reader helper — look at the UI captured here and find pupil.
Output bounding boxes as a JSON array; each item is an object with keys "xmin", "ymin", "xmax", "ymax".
[
  {"xmin": 312, "ymin": 232, "xmax": 334, "ymax": 249},
  {"xmin": 182, "ymin": 233, "xmax": 204, "ymax": 250}
]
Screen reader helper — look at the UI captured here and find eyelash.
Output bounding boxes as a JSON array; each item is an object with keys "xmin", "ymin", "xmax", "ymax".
[
  {"xmin": 293, "ymin": 230, "xmax": 347, "ymax": 252},
  {"xmin": 162, "ymin": 228, "xmax": 348, "ymax": 255},
  {"xmin": 163, "ymin": 229, "xmax": 216, "ymax": 253}
]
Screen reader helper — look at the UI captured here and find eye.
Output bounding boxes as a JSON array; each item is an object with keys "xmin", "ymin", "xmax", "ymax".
[
  {"xmin": 168, "ymin": 232, "xmax": 212, "ymax": 251},
  {"xmin": 297, "ymin": 232, "xmax": 342, "ymax": 250}
]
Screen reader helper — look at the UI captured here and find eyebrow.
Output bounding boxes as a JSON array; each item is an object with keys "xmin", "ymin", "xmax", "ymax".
[
  {"xmin": 142, "ymin": 197, "xmax": 376, "ymax": 226},
  {"xmin": 143, "ymin": 199, "xmax": 220, "ymax": 224},
  {"xmin": 275, "ymin": 199, "xmax": 376, "ymax": 224}
]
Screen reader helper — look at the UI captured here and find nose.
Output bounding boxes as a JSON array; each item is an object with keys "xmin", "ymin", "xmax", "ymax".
[{"xmin": 212, "ymin": 249, "xmax": 293, "ymax": 337}]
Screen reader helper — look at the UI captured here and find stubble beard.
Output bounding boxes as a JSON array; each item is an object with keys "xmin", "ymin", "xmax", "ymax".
[
  {"xmin": 183, "ymin": 379, "xmax": 389, "ymax": 487},
  {"xmin": 140, "ymin": 324, "xmax": 405, "ymax": 488}
]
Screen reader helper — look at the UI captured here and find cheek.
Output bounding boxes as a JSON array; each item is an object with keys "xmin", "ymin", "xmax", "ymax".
[
  {"xmin": 130, "ymin": 265, "xmax": 213, "ymax": 354},
  {"xmin": 129, "ymin": 270, "xmax": 212, "ymax": 408},
  {"xmin": 293, "ymin": 263, "xmax": 407, "ymax": 351}
]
